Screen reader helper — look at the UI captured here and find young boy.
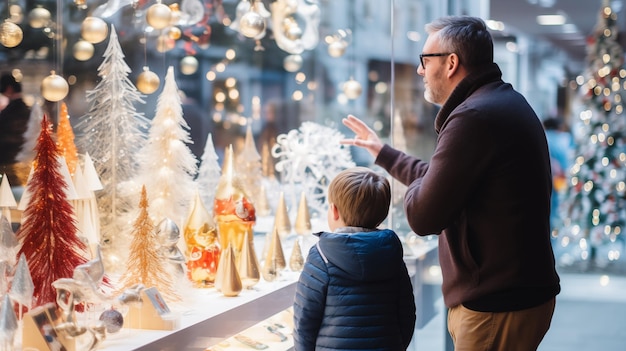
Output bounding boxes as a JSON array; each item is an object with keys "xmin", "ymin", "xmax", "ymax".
[{"xmin": 293, "ymin": 167, "xmax": 416, "ymax": 350}]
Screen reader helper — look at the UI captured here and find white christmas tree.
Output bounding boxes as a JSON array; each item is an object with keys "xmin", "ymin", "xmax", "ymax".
[
  {"xmin": 196, "ymin": 133, "xmax": 221, "ymax": 211},
  {"xmin": 558, "ymin": 1, "xmax": 626, "ymax": 269},
  {"xmin": 15, "ymin": 102, "xmax": 43, "ymax": 164},
  {"xmin": 135, "ymin": 66, "xmax": 198, "ymax": 229},
  {"xmin": 74, "ymin": 25, "xmax": 150, "ymax": 269}
]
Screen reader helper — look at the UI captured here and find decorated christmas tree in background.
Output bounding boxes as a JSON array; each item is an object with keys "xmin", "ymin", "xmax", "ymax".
[
  {"xmin": 74, "ymin": 25, "xmax": 150, "ymax": 269},
  {"xmin": 558, "ymin": 0, "xmax": 626, "ymax": 268},
  {"xmin": 16, "ymin": 115, "xmax": 88, "ymax": 308},
  {"xmin": 135, "ymin": 66, "xmax": 197, "ymax": 228},
  {"xmin": 118, "ymin": 186, "xmax": 179, "ymax": 302}
]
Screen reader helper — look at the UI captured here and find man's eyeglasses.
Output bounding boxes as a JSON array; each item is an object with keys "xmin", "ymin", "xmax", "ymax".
[{"xmin": 419, "ymin": 53, "xmax": 452, "ymax": 68}]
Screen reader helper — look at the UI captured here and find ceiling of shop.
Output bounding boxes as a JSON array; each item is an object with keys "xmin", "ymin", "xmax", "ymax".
[{"xmin": 489, "ymin": 0, "xmax": 626, "ymax": 72}]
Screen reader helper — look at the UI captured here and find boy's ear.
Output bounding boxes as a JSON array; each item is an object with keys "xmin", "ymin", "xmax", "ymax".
[{"xmin": 330, "ymin": 203, "xmax": 340, "ymax": 221}]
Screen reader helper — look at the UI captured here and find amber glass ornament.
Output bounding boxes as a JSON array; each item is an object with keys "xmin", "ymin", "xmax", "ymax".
[
  {"xmin": 185, "ymin": 192, "xmax": 220, "ymax": 287},
  {"xmin": 214, "ymin": 145, "xmax": 256, "ymax": 255}
]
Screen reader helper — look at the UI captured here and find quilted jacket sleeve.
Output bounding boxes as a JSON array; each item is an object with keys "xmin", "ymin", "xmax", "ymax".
[{"xmin": 293, "ymin": 245, "xmax": 329, "ymax": 351}]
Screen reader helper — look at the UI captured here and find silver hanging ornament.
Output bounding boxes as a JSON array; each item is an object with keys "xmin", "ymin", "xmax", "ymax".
[
  {"xmin": 28, "ymin": 7, "xmax": 51, "ymax": 29},
  {"xmin": 41, "ymin": 71, "xmax": 69, "ymax": 102},
  {"xmin": 239, "ymin": 10, "xmax": 265, "ymax": 38},
  {"xmin": 283, "ymin": 54, "xmax": 303, "ymax": 73},
  {"xmin": 136, "ymin": 67, "xmax": 160, "ymax": 94},
  {"xmin": 180, "ymin": 55, "xmax": 199, "ymax": 75},
  {"xmin": 81, "ymin": 17, "xmax": 108, "ymax": 44},
  {"xmin": 73, "ymin": 39, "xmax": 95, "ymax": 61}
]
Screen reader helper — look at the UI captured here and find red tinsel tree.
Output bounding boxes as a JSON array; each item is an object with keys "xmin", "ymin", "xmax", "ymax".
[{"xmin": 16, "ymin": 114, "xmax": 88, "ymax": 308}]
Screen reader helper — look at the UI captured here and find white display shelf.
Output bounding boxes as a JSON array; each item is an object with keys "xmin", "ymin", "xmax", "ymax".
[{"xmin": 101, "ymin": 274, "xmax": 298, "ymax": 351}]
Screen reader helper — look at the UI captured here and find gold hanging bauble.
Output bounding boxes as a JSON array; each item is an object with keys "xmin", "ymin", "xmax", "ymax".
[
  {"xmin": 328, "ymin": 40, "xmax": 347, "ymax": 58},
  {"xmin": 238, "ymin": 230, "xmax": 260, "ymax": 288},
  {"xmin": 239, "ymin": 11, "xmax": 265, "ymax": 38},
  {"xmin": 342, "ymin": 78, "xmax": 362, "ymax": 100},
  {"xmin": 146, "ymin": 3, "xmax": 172, "ymax": 30},
  {"xmin": 72, "ymin": 40, "xmax": 95, "ymax": 61},
  {"xmin": 0, "ymin": 21, "xmax": 23, "ymax": 48},
  {"xmin": 294, "ymin": 192, "xmax": 312, "ymax": 235},
  {"xmin": 136, "ymin": 67, "xmax": 160, "ymax": 94},
  {"xmin": 41, "ymin": 72, "xmax": 69, "ymax": 102},
  {"xmin": 28, "ymin": 7, "xmax": 51, "ymax": 29},
  {"xmin": 180, "ymin": 55, "xmax": 199, "ymax": 75},
  {"xmin": 168, "ymin": 26, "xmax": 182, "ymax": 40},
  {"xmin": 81, "ymin": 17, "xmax": 108, "ymax": 44},
  {"xmin": 289, "ymin": 238, "xmax": 304, "ymax": 272},
  {"xmin": 283, "ymin": 54, "xmax": 303, "ymax": 73}
]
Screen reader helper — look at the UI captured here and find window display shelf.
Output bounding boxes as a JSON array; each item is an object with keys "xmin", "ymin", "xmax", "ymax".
[{"xmin": 100, "ymin": 275, "xmax": 298, "ymax": 351}]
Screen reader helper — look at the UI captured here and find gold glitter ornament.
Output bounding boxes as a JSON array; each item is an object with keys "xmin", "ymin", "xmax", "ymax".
[
  {"xmin": 81, "ymin": 17, "xmax": 108, "ymax": 44},
  {"xmin": 41, "ymin": 72, "xmax": 69, "ymax": 102},
  {"xmin": 262, "ymin": 226, "xmax": 285, "ymax": 282},
  {"xmin": 237, "ymin": 229, "xmax": 260, "ymax": 288},
  {"xmin": 136, "ymin": 67, "xmax": 160, "ymax": 94},
  {"xmin": 72, "ymin": 40, "xmax": 95, "ymax": 61},
  {"xmin": 219, "ymin": 244, "xmax": 242, "ymax": 297},
  {"xmin": 0, "ymin": 21, "xmax": 23, "ymax": 48},
  {"xmin": 289, "ymin": 238, "xmax": 304, "ymax": 271},
  {"xmin": 146, "ymin": 3, "xmax": 172, "ymax": 30},
  {"xmin": 294, "ymin": 192, "xmax": 312, "ymax": 235}
]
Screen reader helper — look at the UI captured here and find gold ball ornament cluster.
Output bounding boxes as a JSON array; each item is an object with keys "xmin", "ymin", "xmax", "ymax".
[
  {"xmin": 28, "ymin": 7, "xmax": 51, "ymax": 29},
  {"xmin": 239, "ymin": 11, "xmax": 265, "ymax": 38},
  {"xmin": 136, "ymin": 68, "xmax": 160, "ymax": 94},
  {"xmin": 180, "ymin": 56, "xmax": 199, "ymax": 75},
  {"xmin": 81, "ymin": 17, "xmax": 108, "ymax": 44},
  {"xmin": 146, "ymin": 3, "xmax": 172, "ymax": 30},
  {"xmin": 73, "ymin": 40, "xmax": 95, "ymax": 61},
  {"xmin": 41, "ymin": 72, "xmax": 69, "ymax": 102},
  {"xmin": 0, "ymin": 21, "xmax": 23, "ymax": 48},
  {"xmin": 342, "ymin": 78, "xmax": 362, "ymax": 100}
]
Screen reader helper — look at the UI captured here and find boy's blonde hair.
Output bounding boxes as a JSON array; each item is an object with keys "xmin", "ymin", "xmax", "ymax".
[{"xmin": 328, "ymin": 167, "xmax": 391, "ymax": 228}]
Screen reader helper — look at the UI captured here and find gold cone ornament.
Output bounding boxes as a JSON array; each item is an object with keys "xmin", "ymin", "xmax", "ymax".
[
  {"xmin": 214, "ymin": 145, "xmax": 256, "ymax": 255},
  {"xmin": 274, "ymin": 192, "xmax": 291, "ymax": 238},
  {"xmin": 289, "ymin": 238, "xmax": 304, "ymax": 271},
  {"xmin": 185, "ymin": 192, "xmax": 220, "ymax": 287},
  {"xmin": 238, "ymin": 230, "xmax": 260, "ymax": 288},
  {"xmin": 220, "ymin": 244, "xmax": 242, "ymax": 297},
  {"xmin": 255, "ymin": 185, "xmax": 271, "ymax": 217},
  {"xmin": 236, "ymin": 125, "xmax": 263, "ymax": 207},
  {"xmin": 294, "ymin": 192, "xmax": 312, "ymax": 235},
  {"xmin": 262, "ymin": 226, "xmax": 286, "ymax": 282},
  {"xmin": 261, "ymin": 142, "xmax": 276, "ymax": 180}
]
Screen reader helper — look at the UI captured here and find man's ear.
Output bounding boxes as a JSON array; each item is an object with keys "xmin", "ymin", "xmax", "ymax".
[{"xmin": 446, "ymin": 53, "xmax": 461, "ymax": 78}]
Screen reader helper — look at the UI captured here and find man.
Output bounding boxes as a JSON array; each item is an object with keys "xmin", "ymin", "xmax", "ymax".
[
  {"xmin": 342, "ymin": 16, "xmax": 560, "ymax": 351},
  {"xmin": 0, "ymin": 73, "xmax": 31, "ymax": 186}
]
